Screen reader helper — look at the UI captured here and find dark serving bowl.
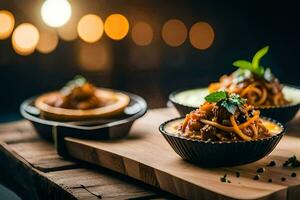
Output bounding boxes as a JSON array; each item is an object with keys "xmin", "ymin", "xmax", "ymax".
[
  {"xmin": 20, "ymin": 92, "xmax": 147, "ymax": 142},
  {"xmin": 159, "ymin": 117, "xmax": 285, "ymax": 167},
  {"xmin": 169, "ymin": 85, "xmax": 300, "ymax": 123}
]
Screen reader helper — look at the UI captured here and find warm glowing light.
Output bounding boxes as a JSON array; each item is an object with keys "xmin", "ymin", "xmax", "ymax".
[
  {"xmin": 78, "ymin": 42, "xmax": 111, "ymax": 71},
  {"xmin": 77, "ymin": 14, "xmax": 104, "ymax": 43},
  {"xmin": 189, "ymin": 22, "xmax": 215, "ymax": 50},
  {"xmin": 104, "ymin": 14, "xmax": 129, "ymax": 40},
  {"xmin": 36, "ymin": 29, "xmax": 59, "ymax": 54},
  {"xmin": 57, "ymin": 16, "xmax": 77, "ymax": 41},
  {"xmin": 0, "ymin": 10, "xmax": 15, "ymax": 40},
  {"xmin": 131, "ymin": 22, "xmax": 153, "ymax": 46},
  {"xmin": 41, "ymin": 0, "xmax": 72, "ymax": 28},
  {"xmin": 12, "ymin": 23, "xmax": 40, "ymax": 56},
  {"xmin": 162, "ymin": 19, "xmax": 187, "ymax": 47}
]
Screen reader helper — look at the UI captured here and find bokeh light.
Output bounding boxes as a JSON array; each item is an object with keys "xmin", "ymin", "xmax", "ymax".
[
  {"xmin": 77, "ymin": 14, "xmax": 104, "ymax": 43},
  {"xmin": 104, "ymin": 14, "xmax": 129, "ymax": 40},
  {"xmin": 78, "ymin": 42, "xmax": 112, "ymax": 71},
  {"xmin": 57, "ymin": 16, "xmax": 78, "ymax": 41},
  {"xmin": 36, "ymin": 29, "xmax": 59, "ymax": 54},
  {"xmin": 12, "ymin": 23, "xmax": 40, "ymax": 56},
  {"xmin": 131, "ymin": 22, "xmax": 153, "ymax": 46},
  {"xmin": 189, "ymin": 22, "xmax": 215, "ymax": 50},
  {"xmin": 41, "ymin": 0, "xmax": 72, "ymax": 28},
  {"xmin": 162, "ymin": 19, "xmax": 187, "ymax": 47},
  {"xmin": 0, "ymin": 10, "xmax": 15, "ymax": 40}
]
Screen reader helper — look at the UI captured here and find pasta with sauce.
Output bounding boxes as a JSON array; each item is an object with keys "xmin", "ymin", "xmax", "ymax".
[{"xmin": 179, "ymin": 92, "xmax": 271, "ymax": 141}]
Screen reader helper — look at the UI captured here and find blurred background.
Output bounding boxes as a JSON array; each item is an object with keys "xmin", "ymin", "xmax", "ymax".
[{"xmin": 0, "ymin": 0, "xmax": 299, "ymax": 118}]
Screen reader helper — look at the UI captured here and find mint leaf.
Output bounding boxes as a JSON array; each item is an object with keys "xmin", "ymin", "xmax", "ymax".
[
  {"xmin": 205, "ymin": 91, "xmax": 227, "ymax": 103},
  {"xmin": 221, "ymin": 100, "xmax": 237, "ymax": 114},
  {"xmin": 220, "ymin": 94, "xmax": 246, "ymax": 114},
  {"xmin": 252, "ymin": 46, "xmax": 269, "ymax": 71},
  {"xmin": 66, "ymin": 75, "xmax": 86, "ymax": 87},
  {"xmin": 232, "ymin": 46, "xmax": 270, "ymax": 78},
  {"xmin": 232, "ymin": 60, "xmax": 252, "ymax": 70},
  {"xmin": 205, "ymin": 92, "xmax": 246, "ymax": 114}
]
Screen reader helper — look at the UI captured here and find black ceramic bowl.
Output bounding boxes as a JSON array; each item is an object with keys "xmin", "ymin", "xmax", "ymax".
[
  {"xmin": 20, "ymin": 92, "xmax": 147, "ymax": 142},
  {"xmin": 159, "ymin": 117, "xmax": 285, "ymax": 167},
  {"xmin": 169, "ymin": 85, "xmax": 300, "ymax": 123}
]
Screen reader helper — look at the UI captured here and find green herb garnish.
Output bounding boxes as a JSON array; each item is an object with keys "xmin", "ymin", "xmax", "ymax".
[
  {"xmin": 66, "ymin": 75, "xmax": 87, "ymax": 87},
  {"xmin": 233, "ymin": 46, "xmax": 272, "ymax": 79},
  {"xmin": 204, "ymin": 91, "xmax": 227, "ymax": 102},
  {"xmin": 205, "ymin": 91, "xmax": 246, "ymax": 114}
]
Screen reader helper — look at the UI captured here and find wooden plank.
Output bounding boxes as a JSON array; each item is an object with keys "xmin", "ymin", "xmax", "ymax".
[
  {"xmin": 0, "ymin": 140, "xmax": 170, "ymax": 200},
  {"xmin": 65, "ymin": 108, "xmax": 300, "ymax": 200},
  {"xmin": 8, "ymin": 141, "xmax": 79, "ymax": 172},
  {"xmin": 0, "ymin": 121, "xmax": 38, "ymax": 144},
  {"xmin": 0, "ymin": 120, "xmax": 173, "ymax": 199},
  {"xmin": 47, "ymin": 168, "xmax": 161, "ymax": 200}
]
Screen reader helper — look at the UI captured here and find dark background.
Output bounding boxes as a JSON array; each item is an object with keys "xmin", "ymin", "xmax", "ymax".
[{"xmin": 0, "ymin": 0, "xmax": 299, "ymax": 116}]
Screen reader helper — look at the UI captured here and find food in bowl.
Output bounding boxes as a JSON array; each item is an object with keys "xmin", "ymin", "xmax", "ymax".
[
  {"xmin": 209, "ymin": 46, "xmax": 289, "ymax": 107},
  {"xmin": 161, "ymin": 91, "xmax": 285, "ymax": 166},
  {"xmin": 169, "ymin": 46, "xmax": 300, "ymax": 122},
  {"xmin": 177, "ymin": 91, "xmax": 279, "ymax": 141},
  {"xmin": 35, "ymin": 76, "xmax": 130, "ymax": 121}
]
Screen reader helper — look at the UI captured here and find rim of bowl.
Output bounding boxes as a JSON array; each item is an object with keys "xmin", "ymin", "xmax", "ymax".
[
  {"xmin": 169, "ymin": 84, "xmax": 300, "ymax": 109},
  {"xmin": 20, "ymin": 91, "xmax": 148, "ymax": 130},
  {"xmin": 159, "ymin": 116, "xmax": 286, "ymax": 145}
]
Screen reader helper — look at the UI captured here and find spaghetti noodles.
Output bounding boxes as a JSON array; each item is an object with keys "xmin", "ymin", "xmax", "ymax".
[
  {"xmin": 208, "ymin": 72, "xmax": 289, "ymax": 107},
  {"xmin": 179, "ymin": 100, "xmax": 270, "ymax": 142}
]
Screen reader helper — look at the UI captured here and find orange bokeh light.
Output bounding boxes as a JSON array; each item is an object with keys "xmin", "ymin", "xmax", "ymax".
[
  {"xmin": 36, "ymin": 29, "xmax": 59, "ymax": 54},
  {"xmin": 57, "ymin": 16, "xmax": 78, "ymax": 41},
  {"xmin": 162, "ymin": 19, "xmax": 187, "ymax": 47},
  {"xmin": 0, "ymin": 10, "xmax": 15, "ymax": 40},
  {"xmin": 12, "ymin": 23, "xmax": 40, "ymax": 56},
  {"xmin": 104, "ymin": 14, "xmax": 129, "ymax": 40},
  {"xmin": 131, "ymin": 22, "xmax": 153, "ymax": 46},
  {"xmin": 77, "ymin": 14, "xmax": 104, "ymax": 43},
  {"xmin": 189, "ymin": 22, "xmax": 215, "ymax": 50}
]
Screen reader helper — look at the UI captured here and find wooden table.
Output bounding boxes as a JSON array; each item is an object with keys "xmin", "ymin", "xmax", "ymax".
[
  {"xmin": 0, "ymin": 117, "xmax": 178, "ymax": 200},
  {"xmin": 0, "ymin": 108, "xmax": 299, "ymax": 200}
]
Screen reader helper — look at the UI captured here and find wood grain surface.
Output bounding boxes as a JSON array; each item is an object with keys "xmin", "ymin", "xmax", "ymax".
[
  {"xmin": 0, "ymin": 120, "xmax": 174, "ymax": 200},
  {"xmin": 65, "ymin": 108, "xmax": 300, "ymax": 200}
]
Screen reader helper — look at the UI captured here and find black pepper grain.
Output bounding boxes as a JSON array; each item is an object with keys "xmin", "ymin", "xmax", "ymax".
[
  {"xmin": 281, "ymin": 177, "xmax": 286, "ymax": 182},
  {"xmin": 236, "ymin": 172, "xmax": 240, "ymax": 178},
  {"xmin": 291, "ymin": 172, "xmax": 297, "ymax": 177},
  {"xmin": 253, "ymin": 175, "xmax": 260, "ymax": 180},
  {"xmin": 256, "ymin": 167, "xmax": 265, "ymax": 173},
  {"xmin": 220, "ymin": 174, "xmax": 231, "ymax": 183},
  {"xmin": 268, "ymin": 179, "xmax": 272, "ymax": 183},
  {"xmin": 267, "ymin": 161, "xmax": 276, "ymax": 167}
]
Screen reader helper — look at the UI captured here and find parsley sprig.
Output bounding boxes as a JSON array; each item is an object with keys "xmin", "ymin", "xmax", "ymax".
[
  {"xmin": 205, "ymin": 91, "xmax": 246, "ymax": 114},
  {"xmin": 232, "ymin": 46, "xmax": 273, "ymax": 81},
  {"xmin": 66, "ymin": 75, "xmax": 87, "ymax": 87}
]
